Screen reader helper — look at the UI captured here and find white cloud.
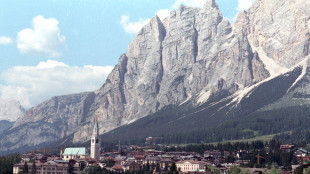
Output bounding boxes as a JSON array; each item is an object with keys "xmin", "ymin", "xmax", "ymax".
[
  {"xmin": 120, "ymin": 15, "xmax": 150, "ymax": 35},
  {"xmin": 172, "ymin": 0, "xmax": 207, "ymax": 9},
  {"xmin": 237, "ymin": 0, "xmax": 255, "ymax": 11},
  {"xmin": 120, "ymin": 9, "xmax": 171, "ymax": 35},
  {"xmin": 17, "ymin": 15, "xmax": 65, "ymax": 58},
  {"xmin": 0, "ymin": 36, "xmax": 13, "ymax": 45},
  {"xmin": 156, "ymin": 9, "xmax": 171, "ymax": 21},
  {"xmin": 0, "ymin": 60, "xmax": 114, "ymax": 108}
]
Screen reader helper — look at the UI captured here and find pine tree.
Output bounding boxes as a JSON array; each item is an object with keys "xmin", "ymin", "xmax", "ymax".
[
  {"xmin": 146, "ymin": 161, "xmax": 150, "ymax": 172},
  {"xmin": 23, "ymin": 161, "xmax": 29, "ymax": 174},
  {"xmin": 169, "ymin": 162, "xmax": 178, "ymax": 174},
  {"xmin": 30, "ymin": 161, "xmax": 36, "ymax": 174},
  {"xmin": 156, "ymin": 162, "xmax": 161, "ymax": 173},
  {"xmin": 67, "ymin": 159, "xmax": 75, "ymax": 174},
  {"xmin": 79, "ymin": 161, "xmax": 86, "ymax": 171}
]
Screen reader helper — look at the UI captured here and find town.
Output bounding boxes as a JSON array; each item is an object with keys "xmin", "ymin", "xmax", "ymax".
[
  {"xmin": 3, "ymin": 119, "xmax": 310, "ymax": 174},
  {"xmin": 9, "ymin": 140, "xmax": 310, "ymax": 174}
]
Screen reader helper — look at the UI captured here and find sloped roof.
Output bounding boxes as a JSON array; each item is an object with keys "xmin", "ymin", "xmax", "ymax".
[
  {"xmin": 115, "ymin": 156, "xmax": 127, "ymax": 161},
  {"xmin": 63, "ymin": 147, "xmax": 88, "ymax": 156},
  {"xmin": 176, "ymin": 160, "xmax": 206, "ymax": 165},
  {"xmin": 94, "ymin": 120, "xmax": 98, "ymax": 129}
]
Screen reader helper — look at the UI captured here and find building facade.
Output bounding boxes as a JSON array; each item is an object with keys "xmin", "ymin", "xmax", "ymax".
[
  {"xmin": 176, "ymin": 160, "xmax": 206, "ymax": 172},
  {"xmin": 13, "ymin": 161, "xmax": 80, "ymax": 174}
]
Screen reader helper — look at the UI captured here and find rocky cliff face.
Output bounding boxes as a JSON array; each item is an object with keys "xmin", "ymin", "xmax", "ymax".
[
  {"xmin": 0, "ymin": 93, "xmax": 95, "ymax": 153},
  {"xmin": 235, "ymin": 0, "xmax": 310, "ymax": 74},
  {"xmin": 73, "ymin": 0, "xmax": 270, "ymax": 143},
  {"xmin": 1, "ymin": 0, "xmax": 310, "ymax": 154}
]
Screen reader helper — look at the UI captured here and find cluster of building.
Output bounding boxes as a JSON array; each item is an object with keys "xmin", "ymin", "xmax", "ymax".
[
  {"xmin": 13, "ymin": 118, "xmax": 102, "ymax": 174},
  {"xmin": 13, "ymin": 119, "xmax": 213, "ymax": 173},
  {"xmin": 13, "ymin": 142, "xmax": 310, "ymax": 174},
  {"xmin": 13, "ymin": 157, "xmax": 80, "ymax": 174},
  {"xmin": 12, "ymin": 119, "xmax": 310, "ymax": 174},
  {"xmin": 12, "ymin": 145, "xmax": 310, "ymax": 174},
  {"xmin": 13, "ymin": 148, "xmax": 227, "ymax": 173}
]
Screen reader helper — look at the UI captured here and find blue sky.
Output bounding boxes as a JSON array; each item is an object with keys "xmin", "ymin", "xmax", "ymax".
[{"xmin": 0, "ymin": 0, "xmax": 254, "ymax": 108}]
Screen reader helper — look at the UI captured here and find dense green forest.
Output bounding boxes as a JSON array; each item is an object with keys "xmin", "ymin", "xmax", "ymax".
[
  {"xmin": 101, "ymin": 67, "xmax": 310, "ymax": 145},
  {"xmin": 102, "ymin": 103, "xmax": 310, "ymax": 145},
  {"xmin": 0, "ymin": 153, "xmax": 21, "ymax": 174},
  {"xmin": 274, "ymin": 129, "xmax": 310, "ymax": 144}
]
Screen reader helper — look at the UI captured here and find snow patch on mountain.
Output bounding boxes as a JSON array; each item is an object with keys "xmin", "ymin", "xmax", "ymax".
[
  {"xmin": 287, "ymin": 57, "xmax": 309, "ymax": 92},
  {"xmin": 197, "ymin": 90, "xmax": 211, "ymax": 104},
  {"xmin": 226, "ymin": 57, "xmax": 310, "ymax": 109},
  {"xmin": 179, "ymin": 94, "xmax": 192, "ymax": 106},
  {"xmin": 248, "ymin": 35, "xmax": 288, "ymax": 76}
]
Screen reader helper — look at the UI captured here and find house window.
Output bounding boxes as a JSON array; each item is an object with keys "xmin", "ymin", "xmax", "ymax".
[
  {"xmin": 92, "ymin": 139, "xmax": 94, "ymax": 143},
  {"xmin": 96, "ymin": 139, "xmax": 99, "ymax": 143}
]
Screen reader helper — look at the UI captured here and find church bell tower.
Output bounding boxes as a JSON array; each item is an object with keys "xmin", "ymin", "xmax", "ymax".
[{"xmin": 90, "ymin": 117, "xmax": 100, "ymax": 160}]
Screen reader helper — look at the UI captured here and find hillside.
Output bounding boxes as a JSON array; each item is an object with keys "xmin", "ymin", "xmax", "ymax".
[
  {"xmin": 102, "ymin": 62, "xmax": 310, "ymax": 144},
  {"xmin": 0, "ymin": 0, "xmax": 310, "ymax": 155}
]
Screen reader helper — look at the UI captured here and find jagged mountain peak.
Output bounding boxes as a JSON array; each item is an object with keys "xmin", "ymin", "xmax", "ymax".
[
  {"xmin": 136, "ymin": 15, "xmax": 166, "ymax": 40},
  {"xmin": 204, "ymin": 0, "xmax": 216, "ymax": 8},
  {"xmin": 1, "ymin": 0, "xmax": 310, "ymax": 154}
]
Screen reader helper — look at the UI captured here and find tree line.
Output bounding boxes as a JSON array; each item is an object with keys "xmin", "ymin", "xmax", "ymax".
[
  {"xmin": 163, "ymin": 140, "xmax": 300, "ymax": 170},
  {"xmin": 0, "ymin": 153, "xmax": 21, "ymax": 174}
]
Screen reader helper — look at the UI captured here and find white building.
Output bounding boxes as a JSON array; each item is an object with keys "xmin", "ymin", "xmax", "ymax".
[
  {"xmin": 176, "ymin": 160, "xmax": 206, "ymax": 172},
  {"xmin": 90, "ymin": 117, "xmax": 101, "ymax": 160},
  {"xmin": 13, "ymin": 160, "xmax": 80, "ymax": 174}
]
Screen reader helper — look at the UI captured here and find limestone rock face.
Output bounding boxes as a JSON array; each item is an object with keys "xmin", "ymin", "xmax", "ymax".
[
  {"xmin": 0, "ymin": 92, "xmax": 96, "ymax": 153},
  {"xmin": 235, "ymin": 0, "xmax": 310, "ymax": 74},
  {"xmin": 1, "ymin": 0, "xmax": 310, "ymax": 154},
  {"xmin": 157, "ymin": 3, "xmax": 268, "ymax": 108}
]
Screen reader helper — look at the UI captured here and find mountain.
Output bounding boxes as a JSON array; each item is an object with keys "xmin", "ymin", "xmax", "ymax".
[
  {"xmin": 102, "ymin": 59, "xmax": 310, "ymax": 144},
  {"xmin": 0, "ymin": 0, "xmax": 310, "ymax": 154},
  {"xmin": 0, "ymin": 99, "xmax": 24, "ymax": 135},
  {"xmin": 0, "ymin": 120, "xmax": 14, "ymax": 134},
  {"xmin": 0, "ymin": 99, "xmax": 24, "ymax": 122}
]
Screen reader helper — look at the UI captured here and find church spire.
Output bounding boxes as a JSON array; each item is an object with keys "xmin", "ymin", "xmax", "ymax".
[
  {"xmin": 90, "ymin": 116, "xmax": 100, "ymax": 160},
  {"xmin": 93, "ymin": 116, "xmax": 99, "ymax": 135}
]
